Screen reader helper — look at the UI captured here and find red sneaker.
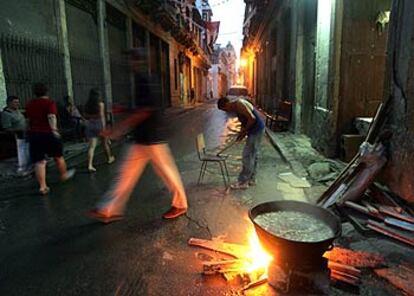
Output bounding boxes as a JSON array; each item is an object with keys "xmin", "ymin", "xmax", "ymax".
[{"xmin": 162, "ymin": 207, "xmax": 187, "ymax": 219}]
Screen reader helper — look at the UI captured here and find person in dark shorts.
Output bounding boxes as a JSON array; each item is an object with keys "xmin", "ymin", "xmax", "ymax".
[
  {"xmin": 84, "ymin": 88, "xmax": 115, "ymax": 172},
  {"xmin": 25, "ymin": 83, "xmax": 76, "ymax": 195}
]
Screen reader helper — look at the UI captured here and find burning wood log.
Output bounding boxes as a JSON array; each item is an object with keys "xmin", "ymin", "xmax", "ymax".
[
  {"xmin": 241, "ymin": 278, "xmax": 268, "ymax": 291},
  {"xmin": 202, "ymin": 259, "xmax": 245, "ymax": 275},
  {"xmin": 188, "ymin": 238, "xmax": 249, "ymax": 259},
  {"xmin": 202, "ymin": 259, "xmax": 266, "ymax": 282},
  {"xmin": 191, "ymin": 237, "xmax": 381, "ymax": 289}
]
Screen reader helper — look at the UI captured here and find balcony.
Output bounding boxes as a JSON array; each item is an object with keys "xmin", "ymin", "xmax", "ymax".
[
  {"xmin": 135, "ymin": 0, "xmax": 164, "ymax": 14},
  {"xmin": 134, "ymin": 0, "xmax": 211, "ymax": 66}
]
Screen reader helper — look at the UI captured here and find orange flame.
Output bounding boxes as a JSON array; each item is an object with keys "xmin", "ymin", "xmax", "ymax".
[{"xmin": 243, "ymin": 228, "xmax": 273, "ymax": 276}]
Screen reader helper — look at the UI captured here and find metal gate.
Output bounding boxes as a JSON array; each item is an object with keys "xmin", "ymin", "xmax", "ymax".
[{"xmin": 0, "ymin": 34, "xmax": 66, "ymax": 106}]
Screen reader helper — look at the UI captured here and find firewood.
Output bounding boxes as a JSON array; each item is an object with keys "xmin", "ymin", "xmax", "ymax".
[
  {"xmin": 241, "ymin": 278, "xmax": 268, "ymax": 291},
  {"xmin": 328, "ymin": 261, "xmax": 362, "ymax": 277},
  {"xmin": 344, "ymin": 201, "xmax": 370, "ymax": 215},
  {"xmin": 330, "ymin": 269, "xmax": 361, "ymax": 282},
  {"xmin": 369, "ymin": 183, "xmax": 403, "ymax": 211},
  {"xmin": 203, "ymin": 259, "xmax": 244, "ymax": 268},
  {"xmin": 202, "ymin": 259, "xmax": 246, "ymax": 275},
  {"xmin": 367, "ymin": 220, "xmax": 414, "ymax": 247},
  {"xmin": 384, "ymin": 217, "xmax": 414, "ymax": 232},
  {"xmin": 330, "ymin": 270, "xmax": 360, "ymax": 286},
  {"xmin": 378, "ymin": 206, "xmax": 414, "ymax": 223},
  {"xmin": 361, "ymin": 200, "xmax": 381, "ymax": 216},
  {"xmin": 324, "ymin": 246, "xmax": 385, "ymax": 268},
  {"xmin": 188, "ymin": 238, "xmax": 249, "ymax": 259},
  {"xmin": 375, "ymin": 265, "xmax": 414, "ymax": 296},
  {"xmin": 343, "ymin": 201, "xmax": 384, "ymax": 219}
]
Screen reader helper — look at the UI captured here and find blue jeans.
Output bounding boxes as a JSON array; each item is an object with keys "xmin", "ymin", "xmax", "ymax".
[{"xmin": 238, "ymin": 128, "xmax": 264, "ymax": 183}]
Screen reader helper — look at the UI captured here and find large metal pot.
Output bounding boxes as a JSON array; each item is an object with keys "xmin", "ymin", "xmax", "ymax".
[{"xmin": 249, "ymin": 201, "xmax": 341, "ymax": 264}]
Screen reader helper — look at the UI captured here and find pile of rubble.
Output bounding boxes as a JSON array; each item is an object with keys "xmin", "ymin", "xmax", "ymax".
[{"xmin": 317, "ymin": 98, "xmax": 414, "ymax": 247}]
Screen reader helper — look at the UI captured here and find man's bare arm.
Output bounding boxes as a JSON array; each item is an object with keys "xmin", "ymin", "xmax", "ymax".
[
  {"xmin": 48, "ymin": 114, "xmax": 60, "ymax": 137},
  {"xmin": 47, "ymin": 114, "xmax": 58, "ymax": 131},
  {"xmin": 235, "ymin": 101, "xmax": 256, "ymax": 131}
]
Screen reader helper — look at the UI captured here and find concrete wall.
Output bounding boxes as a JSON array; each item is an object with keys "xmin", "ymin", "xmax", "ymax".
[
  {"xmin": 310, "ymin": 0, "xmax": 342, "ymax": 157},
  {"xmin": 0, "ymin": 0, "xmax": 59, "ymax": 42},
  {"xmin": 0, "ymin": 0, "xmax": 62, "ymax": 105},
  {"xmin": 297, "ymin": 0, "xmax": 317, "ymax": 135},
  {"xmin": 382, "ymin": 0, "xmax": 414, "ymax": 204},
  {"xmin": 65, "ymin": 2, "xmax": 103, "ymax": 106}
]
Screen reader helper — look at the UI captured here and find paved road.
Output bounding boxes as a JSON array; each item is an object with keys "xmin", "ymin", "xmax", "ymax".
[
  {"xmin": 0, "ymin": 102, "xmax": 283, "ymax": 295},
  {"xmin": 0, "ymin": 102, "xmax": 408, "ymax": 296}
]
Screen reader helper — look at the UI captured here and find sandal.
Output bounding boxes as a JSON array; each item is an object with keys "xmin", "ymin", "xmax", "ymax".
[
  {"xmin": 39, "ymin": 187, "xmax": 50, "ymax": 195},
  {"xmin": 107, "ymin": 156, "xmax": 115, "ymax": 164},
  {"xmin": 88, "ymin": 167, "xmax": 97, "ymax": 173}
]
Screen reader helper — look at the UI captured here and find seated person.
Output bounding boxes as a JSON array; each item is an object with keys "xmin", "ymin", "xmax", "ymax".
[
  {"xmin": 2, "ymin": 95, "xmax": 31, "ymax": 175},
  {"xmin": 61, "ymin": 95, "xmax": 85, "ymax": 139}
]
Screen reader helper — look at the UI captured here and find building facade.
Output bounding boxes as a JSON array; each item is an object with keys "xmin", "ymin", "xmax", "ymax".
[
  {"xmin": 242, "ymin": 0, "xmax": 391, "ymax": 156},
  {"xmin": 0, "ymin": 0, "xmax": 218, "ymax": 112},
  {"xmin": 208, "ymin": 42, "xmax": 237, "ymax": 98},
  {"xmin": 241, "ymin": 0, "xmax": 414, "ymax": 204}
]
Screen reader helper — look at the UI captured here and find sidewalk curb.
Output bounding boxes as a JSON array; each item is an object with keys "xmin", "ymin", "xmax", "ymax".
[{"xmin": 265, "ymin": 128, "xmax": 309, "ymax": 177}]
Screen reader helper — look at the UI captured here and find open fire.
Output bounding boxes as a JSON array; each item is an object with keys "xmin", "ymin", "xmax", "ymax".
[{"xmin": 242, "ymin": 228, "xmax": 273, "ymax": 276}]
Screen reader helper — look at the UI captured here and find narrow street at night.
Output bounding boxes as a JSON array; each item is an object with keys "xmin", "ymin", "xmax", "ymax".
[
  {"xmin": 0, "ymin": 102, "xmax": 413, "ymax": 295},
  {"xmin": 1, "ymin": 0, "xmax": 414, "ymax": 295},
  {"xmin": 0, "ymin": 102, "xmax": 298, "ymax": 295}
]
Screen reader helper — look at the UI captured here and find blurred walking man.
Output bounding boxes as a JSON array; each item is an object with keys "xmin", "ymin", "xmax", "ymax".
[
  {"xmin": 88, "ymin": 49, "xmax": 188, "ymax": 223},
  {"xmin": 217, "ymin": 97, "xmax": 265, "ymax": 189}
]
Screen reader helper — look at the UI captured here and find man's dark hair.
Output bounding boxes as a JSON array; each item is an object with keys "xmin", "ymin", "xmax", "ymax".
[
  {"xmin": 6, "ymin": 96, "xmax": 19, "ymax": 104},
  {"xmin": 217, "ymin": 97, "xmax": 230, "ymax": 109},
  {"xmin": 33, "ymin": 83, "xmax": 48, "ymax": 97}
]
